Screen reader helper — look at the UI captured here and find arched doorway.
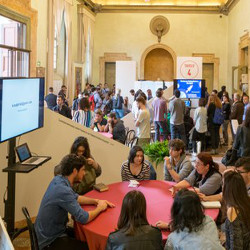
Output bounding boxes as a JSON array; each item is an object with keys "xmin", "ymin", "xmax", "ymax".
[{"xmin": 140, "ymin": 44, "xmax": 176, "ymax": 80}]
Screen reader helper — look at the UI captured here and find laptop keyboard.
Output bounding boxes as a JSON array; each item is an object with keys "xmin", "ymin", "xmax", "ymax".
[{"xmin": 25, "ymin": 157, "xmax": 39, "ymax": 164}]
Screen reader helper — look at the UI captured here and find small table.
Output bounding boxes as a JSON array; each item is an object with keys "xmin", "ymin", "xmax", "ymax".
[
  {"xmin": 75, "ymin": 181, "xmax": 219, "ymax": 250},
  {"xmin": 98, "ymin": 132, "xmax": 113, "ymax": 139}
]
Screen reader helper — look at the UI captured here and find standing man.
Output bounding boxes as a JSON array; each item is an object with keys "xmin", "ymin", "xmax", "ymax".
[
  {"xmin": 147, "ymin": 89, "xmax": 153, "ymax": 101},
  {"xmin": 230, "ymin": 93, "xmax": 244, "ymax": 125},
  {"xmin": 52, "ymin": 95, "xmax": 72, "ymax": 119},
  {"xmin": 243, "ymin": 94, "xmax": 250, "ymax": 121},
  {"xmin": 58, "ymin": 85, "xmax": 68, "ymax": 106},
  {"xmin": 72, "ymin": 93, "xmax": 83, "ymax": 117},
  {"xmin": 135, "ymin": 96, "xmax": 151, "ymax": 147},
  {"xmin": 44, "ymin": 87, "xmax": 57, "ymax": 110},
  {"xmin": 218, "ymin": 85, "xmax": 226, "ymax": 100},
  {"xmin": 152, "ymin": 89, "xmax": 168, "ymax": 142},
  {"xmin": 93, "ymin": 87, "xmax": 103, "ymax": 110},
  {"xmin": 169, "ymin": 89, "xmax": 186, "ymax": 145},
  {"xmin": 35, "ymin": 154, "xmax": 114, "ymax": 250}
]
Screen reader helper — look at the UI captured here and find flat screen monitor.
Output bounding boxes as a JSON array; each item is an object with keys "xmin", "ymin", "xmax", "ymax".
[
  {"xmin": 174, "ymin": 79, "xmax": 205, "ymax": 99},
  {"xmin": 0, "ymin": 78, "xmax": 44, "ymax": 143},
  {"xmin": 184, "ymin": 99, "xmax": 191, "ymax": 107}
]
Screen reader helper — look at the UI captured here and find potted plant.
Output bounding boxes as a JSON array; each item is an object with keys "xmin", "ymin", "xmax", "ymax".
[{"xmin": 143, "ymin": 140, "xmax": 169, "ymax": 167}]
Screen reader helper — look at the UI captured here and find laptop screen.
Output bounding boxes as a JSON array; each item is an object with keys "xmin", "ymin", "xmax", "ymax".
[{"xmin": 16, "ymin": 144, "xmax": 31, "ymax": 162}]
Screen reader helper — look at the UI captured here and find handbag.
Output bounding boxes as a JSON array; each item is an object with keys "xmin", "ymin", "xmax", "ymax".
[{"xmin": 221, "ymin": 147, "xmax": 238, "ymax": 166}]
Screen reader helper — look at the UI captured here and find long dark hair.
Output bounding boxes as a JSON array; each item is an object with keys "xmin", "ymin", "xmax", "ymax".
[
  {"xmin": 70, "ymin": 136, "xmax": 91, "ymax": 158},
  {"xmin": 170, "ymin": 189, "xmax": 205, "ymax": 233},
  {"xmin": 243, "ymin": 107, "xmax": 250, "ymax": 128},
  {"xmin": 117, "ymin": 190, "xmax": 149, "ymax": 235},
  {"xmin": 128, "ymin": 146, "xmax": 144, "ymax": 165},
  {"xmin": 223, "ymin": 171, "xmax": 250, "ymax": 231}
]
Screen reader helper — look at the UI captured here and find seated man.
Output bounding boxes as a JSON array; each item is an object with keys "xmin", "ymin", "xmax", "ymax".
[
  {"xmin": 52, "ymin": 95, "xmax": 72, "ymax": 119},
  {"xmin": 104, "ymin": 112, "xmax": 126, "ymax": 143},
  {"xmin": 164, "ymin": 139, "xmax": 193, "ymax": 183},
  {"xmin": 35, "ymin": 154, "xmax": 114, "ymax": 250},
  {"xmin": 91, "ymin": 109, "xmax": 107, "ymax": 132}
]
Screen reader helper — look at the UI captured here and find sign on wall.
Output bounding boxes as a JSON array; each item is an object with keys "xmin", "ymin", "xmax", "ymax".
[{"xmin": 177, "ymin": 57, "xmax": 202, "ymax": 79}]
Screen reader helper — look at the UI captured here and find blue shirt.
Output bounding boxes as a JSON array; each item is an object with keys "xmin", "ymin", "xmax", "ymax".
[
  {"xmin": 35, "ymin": 176, "xmax": 89, "ymax": 249},
  {"xmin": 243, "ymin": 103, "xmax": 250, "ymax": 121}
]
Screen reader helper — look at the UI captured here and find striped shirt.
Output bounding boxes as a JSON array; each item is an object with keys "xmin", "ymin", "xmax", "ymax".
[
  {"xmin": 121, "ymin": 161, "xmax": 150, "ymax": 181},
  {"xmin": 72, "ymin": 110, "xmax": 94, "ymax": 128}
]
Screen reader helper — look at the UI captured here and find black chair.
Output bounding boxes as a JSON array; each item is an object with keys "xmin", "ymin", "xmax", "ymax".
[
  {"xmin": 128, "ymin": 136, "xmax": 138, "ymax": 148},
  {"xmin": 22, "ymin": 207, "xmax": 39, "ymax": 250},
  {"xmin": 125, "ymin": 130, "xmax": 135, "ymax": 146}
]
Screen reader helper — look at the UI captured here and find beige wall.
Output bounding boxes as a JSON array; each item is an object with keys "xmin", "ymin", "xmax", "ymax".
[
  {"xmin": 227, "ymin": 0, "xmax": 250, "ymax": 96},
  {"xmin": 31, "ymin": 0, "xmax": 48, "ymax": 68},
  {"xmin": 0, "ymin": 109, "xmax": 129, "ymax": 221},
  {"xmin": 93, "ymin": 13, "xmax": 228, "ymax": 90}
]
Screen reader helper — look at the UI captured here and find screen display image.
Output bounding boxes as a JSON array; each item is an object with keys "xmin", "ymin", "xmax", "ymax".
[
  {"xmin": 174, "ymin": 79, "xmax": 205, "ymax": 99},
  {"xmin": 184, "ymin": 100, "xmax": 191, "ymax": 107},
  {"xmin": 0, "ymin": 78, "xmax": 44, "ymax": 143},
  {"xmin": 16, "ymin": 144, "xmax": 31, "ymax": 161}
]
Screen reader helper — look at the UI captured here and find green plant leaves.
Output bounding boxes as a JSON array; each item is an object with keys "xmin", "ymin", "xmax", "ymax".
[{"xmin": 143, "ymin": 140, "xmax": 169, "ymax": 167}]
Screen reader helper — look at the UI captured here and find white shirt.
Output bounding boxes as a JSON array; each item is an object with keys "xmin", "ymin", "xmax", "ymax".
[
  {"xmin": 194, "ymin": 107, "xmax": 207, "ymax": 133},
  {"xmin": 136, "ymin": 109, "xmax": 151, "ymax": 139}
]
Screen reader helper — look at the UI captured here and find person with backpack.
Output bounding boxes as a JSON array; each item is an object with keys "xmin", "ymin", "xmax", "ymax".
[{"xmin": 207, "ymin": 94, "xmax": 223, "ymax": 155}]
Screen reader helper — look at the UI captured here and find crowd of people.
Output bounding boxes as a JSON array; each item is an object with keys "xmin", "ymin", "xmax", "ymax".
[{"xmin": 40, "ymin": 83, "xmax": 250, "ymax": 250}]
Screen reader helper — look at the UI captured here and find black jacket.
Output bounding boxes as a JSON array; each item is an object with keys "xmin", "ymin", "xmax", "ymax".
[{"xmin": 106, "ymin": 225, "xmax": 163, "ymax": 250}]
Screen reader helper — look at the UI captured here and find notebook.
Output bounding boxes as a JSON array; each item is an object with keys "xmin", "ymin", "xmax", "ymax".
[
  {"xmin": 201, "ymin": 201, "xmax": 221, "ymax": 209},
  {"xmin": 15, "ymin": 143, "xmax": 48, "ymax": 165}
]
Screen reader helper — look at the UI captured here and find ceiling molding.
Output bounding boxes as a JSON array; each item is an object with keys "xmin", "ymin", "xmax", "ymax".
[
  {"xmin": 80, "ymin": 0, "xmax": 239, "ymax": 15},
  {"xmin": 96, "ymin": 5, "xmax": 221, "ymax": 14}
]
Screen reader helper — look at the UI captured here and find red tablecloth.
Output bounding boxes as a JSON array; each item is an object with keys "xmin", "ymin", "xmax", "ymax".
[
  {"xmin": 75, "ymin": 180, "xmax": 219, "ymax": 250},
  {"xmin": 98, "ymin": 132, "xmax": 113, "ymax": 139}
]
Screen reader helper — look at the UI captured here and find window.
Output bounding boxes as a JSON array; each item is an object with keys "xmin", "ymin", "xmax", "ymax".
[{"xmin": 0, "ymin": 14, "xmax": 30, "ymax": 77}]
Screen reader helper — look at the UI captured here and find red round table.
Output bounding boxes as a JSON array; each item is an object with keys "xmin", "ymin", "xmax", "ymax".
[{"xmin": 75, "ymin": 180, "xmax": 219, "ymax": 250}]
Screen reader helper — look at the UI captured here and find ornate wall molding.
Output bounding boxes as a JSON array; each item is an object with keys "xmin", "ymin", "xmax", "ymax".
[
  {"xmin": 99, "ymin": 53, "xmax": 132, "ymax": 84},
  {"xmin": 192, "ymin": 53, "xmax": 220, "ymax": 90},
  {"xmin": 140, "ymin": 44, "xmax": 176, "ymax": 80}
]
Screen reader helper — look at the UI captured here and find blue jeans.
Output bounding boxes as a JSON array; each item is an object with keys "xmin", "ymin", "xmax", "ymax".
[
  {"xmin": 154, "ymin": 121, "xmax": 168, "ymax": 141},
  {"xmin": 114, "ymin": 109, "xmax": 124, "ymax": 119},
  {"xmin": 170, "ymin": 123, "xmax": 186, "ymax": 146}
]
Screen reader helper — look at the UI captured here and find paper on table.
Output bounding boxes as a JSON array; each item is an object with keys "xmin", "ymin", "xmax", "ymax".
[
  {"xmin": 201, "ymin": 201, "xmax": 221, "ymax": 209},
  {"xmin": 128, "ymin": 180, "xmax": 139, "ymax": 188}
]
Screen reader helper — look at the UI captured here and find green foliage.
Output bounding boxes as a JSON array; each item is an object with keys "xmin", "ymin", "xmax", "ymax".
[{"xmin": 143, "ymin": 140, "xmax": 169, "ymax": 167}]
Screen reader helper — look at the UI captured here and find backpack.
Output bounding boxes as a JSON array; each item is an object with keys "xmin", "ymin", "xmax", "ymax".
[{"xmin": 213, "ymin": 108, "xmax": 224, "ymax": 125}]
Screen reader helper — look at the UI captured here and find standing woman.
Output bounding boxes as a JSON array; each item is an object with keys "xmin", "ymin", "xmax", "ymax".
[
  {"xmin": 106, "ymin": 190, "xmax": 163, "ymax": 249},
  {"xmin": 207, "ymin": 94, "xmax": 222, "ymax": 155},
  {"xmin": 192, "ymin": 98, "xmax": 207, "ymax": 154},
  {"xmin": 71, "ymin": 136, "xmax": 102, "ymax": 194},
  {"xmin": 121, "ymin": 146, "xmax": 150, "ymax": 181},
  {"xmin": 222, "ymin": 94, "xmax": 231, "ymax": 146},
  {"xmin": 223, "ymin": 171, "xmax": 250, "ymax": 250},
  {"xmin": 73, "ymin": 97, "xmax": 94, "ymax": 128}
]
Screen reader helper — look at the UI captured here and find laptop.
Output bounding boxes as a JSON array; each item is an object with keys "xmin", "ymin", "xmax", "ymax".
[{"xmin": 15, "ymin": 143, "xmax": 48, "ymax": 165}]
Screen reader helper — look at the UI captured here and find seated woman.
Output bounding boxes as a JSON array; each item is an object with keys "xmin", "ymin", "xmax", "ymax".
[
  {"xmin": 233, "ymin": 107, "xmax": 250, "ymax": 157},
  {"xmin": 223, "ymin": 171, "xmax": 250, "ymax": 250},
  {"xmin": 156, "ymin": 189, "xmax": 223, "ymax": 250},
  {"xmin": 71, "ymin": 136, "xmax": 102, "ymax": 194},
  {"xmin": 106, "ymin": 190, "xmax": 163, "ymax": 250},
  {"xmin": 72, "ymin": 97, "xmax": 94, "ymax": 128},
  {"xmin": 121, "ymin": 146, "xmax": 150, "ymax": 181},
  {"xmin": 164, "ymin": 139, "xmax": 193, "ymax": 183},
  {"xmin": 90, "ymin": 109, "xmax": 107, "ymax": 132},
  {"xmin": 172, "ymin": 152, "xmax": 222, "ymax": 196}
]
